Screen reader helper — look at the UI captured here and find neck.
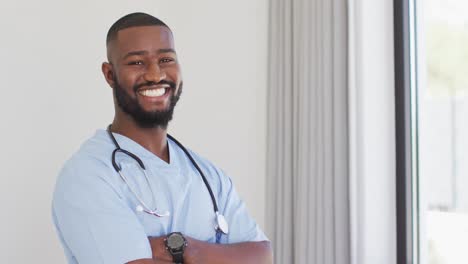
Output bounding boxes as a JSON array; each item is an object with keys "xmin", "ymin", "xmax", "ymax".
[{"xmin": 110, "ymin": 115, "xmax": 170, "ymax": 163}]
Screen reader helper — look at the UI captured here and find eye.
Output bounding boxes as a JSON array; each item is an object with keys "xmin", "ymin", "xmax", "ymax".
[
  {"xmin": 160, "ymin": 57, "xmax": 175, "ymax": 63},
  {"xmin": 128, "ymin": 61, "xmax": 143, "ymax": 66}
]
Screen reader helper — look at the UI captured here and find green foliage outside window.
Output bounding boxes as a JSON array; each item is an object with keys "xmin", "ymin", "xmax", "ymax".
[{"xmin": 427, "ymin": 23, "xmax": 468, "ymax": 96}]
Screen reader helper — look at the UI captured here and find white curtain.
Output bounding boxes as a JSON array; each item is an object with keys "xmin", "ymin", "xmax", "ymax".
[{"xmin": 266, "ymin": 0, "xmax": 350, "ymax": 263}]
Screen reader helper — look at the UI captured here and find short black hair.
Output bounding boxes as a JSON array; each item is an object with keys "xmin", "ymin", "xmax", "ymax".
[{"xmin": 106, "ymin": 12, "xmax": 170, "ymax": 45}]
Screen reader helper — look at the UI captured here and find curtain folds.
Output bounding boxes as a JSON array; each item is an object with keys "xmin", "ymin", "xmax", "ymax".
[{"xmin": 266, "ymin": 0, "xmax": 350, "ymax": 263}]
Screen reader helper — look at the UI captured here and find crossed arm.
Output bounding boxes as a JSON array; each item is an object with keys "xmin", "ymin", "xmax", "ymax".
[{"xmin": 127, "ymin": 235, "xmax": 273, "ymax": 264}]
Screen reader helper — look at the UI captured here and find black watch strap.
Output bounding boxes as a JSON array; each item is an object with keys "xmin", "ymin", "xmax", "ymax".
[{"xmin": 172, "ymin": 251, "xmax": 184, "ymax": 263}]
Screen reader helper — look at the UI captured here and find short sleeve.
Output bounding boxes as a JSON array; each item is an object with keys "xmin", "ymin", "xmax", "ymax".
[
  {"xmin": 52, "ymin": 158, "xmax": 152, "ymax": 264},
  {"xmin": 217, "ymin": 171, "xmax": 269, "ymax": 243}
]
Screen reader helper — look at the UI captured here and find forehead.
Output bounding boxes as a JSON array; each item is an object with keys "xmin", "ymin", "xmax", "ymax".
[{"xmin": 110, "ymin": 25, "xmax": 175, "ymax": 59}]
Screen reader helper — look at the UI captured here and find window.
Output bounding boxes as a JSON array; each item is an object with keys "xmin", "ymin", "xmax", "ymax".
[
  {"xmin": 396, "ymin": 0, "xmax": 468, "ymax": 263},
  {"xmin": 419, "ymin": 0, "xmax": 468, "ymax": 263}
]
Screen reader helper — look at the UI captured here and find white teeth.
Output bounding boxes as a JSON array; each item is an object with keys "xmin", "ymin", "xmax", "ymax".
[{"xmin": 140, "ymin": 88, "xmax": 166, "ymax": 97}]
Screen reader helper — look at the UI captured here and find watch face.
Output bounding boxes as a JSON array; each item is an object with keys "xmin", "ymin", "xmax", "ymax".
[{"xmin": 167, "ymin": 233, "xmax": 185, "ymax": 249}]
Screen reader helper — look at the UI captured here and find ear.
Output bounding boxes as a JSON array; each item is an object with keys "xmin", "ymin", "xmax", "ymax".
[{"xmin": 101, "ymin": 62, "xmax": 115, "ymax": 88}]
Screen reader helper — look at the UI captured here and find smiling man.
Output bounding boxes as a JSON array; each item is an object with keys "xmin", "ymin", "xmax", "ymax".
[{"xmin": 52, "ymin": 12, "xmax": 272, "ymax": 264}]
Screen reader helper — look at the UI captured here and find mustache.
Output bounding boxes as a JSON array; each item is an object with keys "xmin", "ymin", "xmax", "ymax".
[{"xmin": 133, "ymin": 80, "xmax": 177, "ymax": 92}]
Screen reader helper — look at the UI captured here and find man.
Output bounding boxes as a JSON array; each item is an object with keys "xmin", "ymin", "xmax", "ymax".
[{"xmin": 52, "ymin": 12, "xmax": 272, "ymax": 264}]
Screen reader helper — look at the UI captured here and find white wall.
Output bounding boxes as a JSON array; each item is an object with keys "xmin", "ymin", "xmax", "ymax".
[
  {"xmin": 0, "ymin": 1, "xmax": 267, "ymax": 262},
  {"xmin": 348, "ymin": 0, "xmax": 396, "ymax": 263}
]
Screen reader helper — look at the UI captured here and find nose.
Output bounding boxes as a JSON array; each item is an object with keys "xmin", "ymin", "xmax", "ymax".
[{"xmin": 143, "ymin": 63, "xmax": 166, "ymax": 83}]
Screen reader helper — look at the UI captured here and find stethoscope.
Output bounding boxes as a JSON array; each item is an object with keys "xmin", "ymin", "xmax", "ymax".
[{"xmin": 106, "ymin": 125, "xmax": 229, "ymax": 243}]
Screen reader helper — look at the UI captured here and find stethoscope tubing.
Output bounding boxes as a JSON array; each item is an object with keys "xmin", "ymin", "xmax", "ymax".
[{"xmin": 106, "ymin": 125, "xmax": 227, "ymax": 241}]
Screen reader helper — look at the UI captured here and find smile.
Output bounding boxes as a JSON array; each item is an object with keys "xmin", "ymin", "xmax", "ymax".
[{"xmin": 137, "ymin": 86, "xmax": 169, "ymax": 98}]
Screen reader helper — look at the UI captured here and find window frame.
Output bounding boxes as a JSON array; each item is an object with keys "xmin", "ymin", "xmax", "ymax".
[{"xmin": 394, "ymin": 0, "xmax": 420, "ymax": 263}]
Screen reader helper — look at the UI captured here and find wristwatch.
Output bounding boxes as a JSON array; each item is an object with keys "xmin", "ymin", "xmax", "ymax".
[{"xmin": 164, "ymin": 232, "xmax": 187, "ymax": 263}]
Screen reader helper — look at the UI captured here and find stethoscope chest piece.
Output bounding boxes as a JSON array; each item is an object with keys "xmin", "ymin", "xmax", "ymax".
[{"xmin": 216, "ymin": 212, "xmax": 229, "ymax": 234}]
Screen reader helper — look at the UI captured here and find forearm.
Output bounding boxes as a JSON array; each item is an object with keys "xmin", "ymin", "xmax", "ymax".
[
  {"xmin": 184, "ymin": 238, "xmax": 273, "ymax": 264},
  {"xmin": 149, "ymin": 235, "xmax": 272, "ymax": 264},
  {"xmin": 127, "ymin": 259, "xmax": 173, "ymax": 264}
]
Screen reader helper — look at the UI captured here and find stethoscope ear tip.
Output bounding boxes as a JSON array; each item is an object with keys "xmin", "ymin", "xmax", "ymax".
[
  {"xmin": 136, "ymin": 205, "xmax": 171, "ymax": 217},
  {"xmin": 136, "ymin": 205, "xmax": 144, "ymax": 212},
  {"xmin": 160, "ymin": 211, "xmax": 170, "ymax": 217}
]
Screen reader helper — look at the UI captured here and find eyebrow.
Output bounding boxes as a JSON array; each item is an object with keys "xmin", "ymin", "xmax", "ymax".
[
  {"xmin": 157, "ymin": 48, "xmax": 176, "ymax": 54},
  {"xmin": 122, "ymin": 48, "xmax": 176, "ymax": 59}
]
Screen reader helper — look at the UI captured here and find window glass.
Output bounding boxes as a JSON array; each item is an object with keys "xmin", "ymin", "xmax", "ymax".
[{"xmin": 418, "ymin": 0, "xmax": 468, "ymax": 263}]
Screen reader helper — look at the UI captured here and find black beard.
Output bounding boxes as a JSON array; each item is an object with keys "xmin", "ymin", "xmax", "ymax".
[{"xmin": 113, "ymin": 78, "xmax": 182, "ymax": 129}]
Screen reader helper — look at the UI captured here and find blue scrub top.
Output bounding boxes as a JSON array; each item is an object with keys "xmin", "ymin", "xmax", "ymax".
[{"xmin": 52, "ymin": 129, "xmax": 268, "ymax": 264}]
